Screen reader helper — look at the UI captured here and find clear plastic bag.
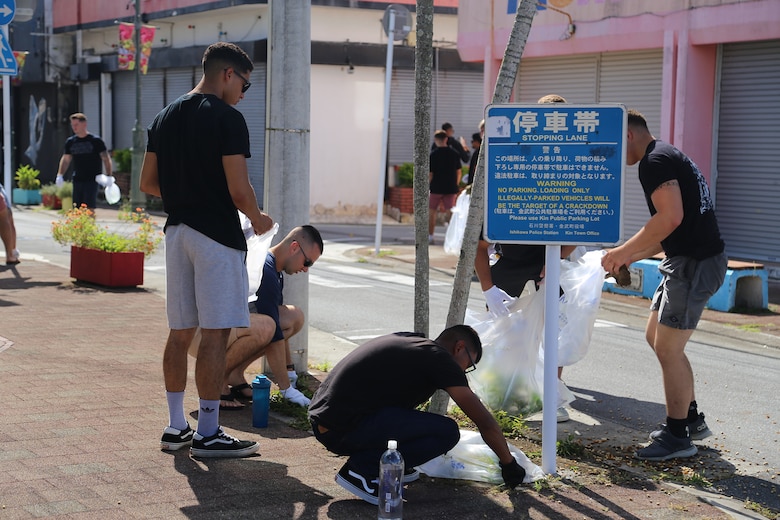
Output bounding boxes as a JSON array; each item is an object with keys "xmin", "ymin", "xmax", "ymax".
[
  {"xmin": 443, "ymin": 191, "xmax": 470, "ymax": 255},
  {"xmin": 239, "ymin": 212, "xmax": 278, "ymax": 303},
  {"xmin": 467, "ymin": 251, "xmax": 605, "ymax": 413},
  {"xmin": 418, "ymin": 430, "xmax": 544, "ymax": 484}
]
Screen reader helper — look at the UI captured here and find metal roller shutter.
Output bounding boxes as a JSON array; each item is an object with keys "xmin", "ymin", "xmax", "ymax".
[
  {"xmin": 516, "ymin": 54, "xmax": 598, "ymax": 104},
  {"xmin": 165, "ymin": 68, "xmax": 196, "ymax": 105},
  {"xmin": 140, "ymin": 70, "xmax": 165, "ymax": 134},
  {"xmin": 80, "ymin": 82, "xmax": 101, "ymax": 133},
  {"xmin": 599, "ymin": 50, "xmax": 663, "ymax": 239},
  {"xmin": 388, "ymin": 69, "xmax": 416, "ymax": 169},
  {"xmin": 432, "ymin": 69, "xmax": 485, "ymax": 152},
  {"xmin": 112, "ymin": 72, "xmax": 134, "ymax": 150},
  {"xmin": 515, "ymin": 50, "xmax": 663, "ymax": 242},
  {"xmin": 388, "ymin": 68, "xmax": 484, "ymax": 171},
  {"xmin": 715, "ymin": 40, "xmax": 780, "ymax": 263},
  {"xmin": 234, "ymin": 63, "xmax": 267, "ymax": 204}
]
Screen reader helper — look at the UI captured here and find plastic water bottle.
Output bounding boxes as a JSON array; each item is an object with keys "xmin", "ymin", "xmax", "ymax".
[
  {"xmin": 378, "ymin": 440, "xmax": 404, "ymax": 520},
  {"xmin": 251, "ymin": 374, "xmax": 271, "ymax": 428}
]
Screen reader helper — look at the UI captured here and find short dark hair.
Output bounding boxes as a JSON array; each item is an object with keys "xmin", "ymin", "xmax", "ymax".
[
  {"xmin": 202, "ymin": 42, "xmax": 253, "ymax": 77},
  {"xmin": 434, "ymin": 129, "xmax": 448, "ymax": 142},
  {"xmin": 441, "ymin": 122, "xmax": 453, "ymax": 132},
  {"xmin": 299, "ymin": 224, "xmax": 324, "ymax": 254},
  {"xmin": 471, "ymin": 132, "xmax": 482, "ymax": 144},
  {"xmin": 627, "ymin": 109, "xmax": 649, "ymax": 131},
  {"xmin": 437, "ymin": 325, "xmax": 483, "ymax": 364}
]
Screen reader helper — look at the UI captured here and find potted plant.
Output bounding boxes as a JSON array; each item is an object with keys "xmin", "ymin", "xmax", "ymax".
[
  {"xmin": 388, "ymin": 162, "xmax": 414, "ymax": 214},
  {"xmin": 13, "ymin": 164, "xmax": 42, "ymax": 205},
  {"xmin": 112, "ymin": 148, "xmax": 132, "ymax": 195},
  {"xmin": 57, "ymin": 181, "xmax": 73, "ymax": 211},
  {"xmin": 40, "ymin": 184, "xmax": 62, "ymax": 209},
  {"xmin": 51, "ymin": 205, "xmax": 163, "ymax": 287}
]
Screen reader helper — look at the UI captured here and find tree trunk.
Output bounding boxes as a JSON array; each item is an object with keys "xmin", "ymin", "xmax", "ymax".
[
  {"xmin": 429, "ymin": 0, "xmax": 538, "ymax": 415},
  {"xmin": 413, "ymin": 0, "xmax": 434, "ymax": 336}
]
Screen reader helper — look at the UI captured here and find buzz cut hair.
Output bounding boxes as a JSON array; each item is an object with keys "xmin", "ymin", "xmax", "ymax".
[{"xmin": 202, "ymin": 42, "xmax": 253, "ymax": 77}]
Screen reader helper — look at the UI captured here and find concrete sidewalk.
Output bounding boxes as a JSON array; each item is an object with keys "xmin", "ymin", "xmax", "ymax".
[{"xmin": 0, "ymin": 256, "xmax": 769, "ymax": 519}]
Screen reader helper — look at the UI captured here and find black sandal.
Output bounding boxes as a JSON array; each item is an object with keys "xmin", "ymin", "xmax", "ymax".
[{"xmin": 230, "ymin": 383, "xmax": 253, "ymax": 401}]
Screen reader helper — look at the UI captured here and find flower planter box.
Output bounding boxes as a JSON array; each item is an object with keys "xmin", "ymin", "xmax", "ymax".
[
  {"xmin": 70, "ymin": 246, "xmax": 144, "ymax": 287},
  {"xmin": 388, "ymin": 186, "xmax": 414, "ymax": 214},
  {"xmin": 12, "ymin": 188, "xmax": 41, "ymax": 205},
  {"xmin": 42, "ymin": 194, "xmax": 62, "ymax": 210}
]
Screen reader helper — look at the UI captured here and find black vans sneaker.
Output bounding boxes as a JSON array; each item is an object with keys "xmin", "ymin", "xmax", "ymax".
[
  {"xmin": 335, "ymin": 463, "xmax": 380, "ymax": 505},
  {"xmin": 160, "ymin": 425, "xmax": 194, "ymax": 451},
  {"xmin": 190, "ymin": 428, "xmax": 259, "ymax": 459}
]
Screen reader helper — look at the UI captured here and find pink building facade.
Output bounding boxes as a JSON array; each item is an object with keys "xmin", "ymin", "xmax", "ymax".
[{"xmin": 457, "ymin": 0, "xmax": 780, "ymax": 268}]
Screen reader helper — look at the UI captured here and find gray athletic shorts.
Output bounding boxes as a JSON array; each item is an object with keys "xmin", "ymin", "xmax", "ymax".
[
  {"xmin": 165, "ymin": 224, "xmax": 249, "ymax": 330},
  {"xmin": 651, "ymin": 252, "xmax": 727, "ymax": 330}
]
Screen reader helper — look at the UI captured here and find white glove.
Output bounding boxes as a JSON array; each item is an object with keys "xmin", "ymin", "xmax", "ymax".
[
  {"xmin": 105, "ymin": 175, "xmax": 115, "ymax": 186},
  {"xmin": 483, "ymin": 285, "xmax": 514, "ymax": 317},
  {"xmin": 55, "ymin": 174, "xmax": 64, "ymax": 187}
]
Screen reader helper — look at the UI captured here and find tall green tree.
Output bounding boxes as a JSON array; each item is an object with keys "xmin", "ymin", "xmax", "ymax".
[{"xmin": 428, "ymin": 0, "xmax": 539, "ymax": 415}]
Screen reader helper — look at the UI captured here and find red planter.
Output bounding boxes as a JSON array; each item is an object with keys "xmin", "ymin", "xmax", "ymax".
[
  {"xmin": 42, "ymin": 194, "xmax": 62, "ymax": 209},
  {"xmin": 70, "ymin": 246, "xmax": 144, "ymax": 287},
  {"xmin": 388, "ymin": 186, "xmax": 414, "ymax": 214}
]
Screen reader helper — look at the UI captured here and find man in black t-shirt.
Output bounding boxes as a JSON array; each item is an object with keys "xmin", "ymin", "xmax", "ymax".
[
  {"xmin": 141, "ymin": 42, "xmax": 273, "ymax": 459},
  {"xmin": 308, "ymin": 325, "xmax": 528, "ymax": 504},
  {"xmin": 602, "ymin": 109, "xmax": 726, "ymax": 463},
  {"xmin": 56, "ymin": 113, "xmax": 112, "ymax": 208},
  {"xmin": 428, "ymin": 130, "xmax": 462, "ymax": 244}
]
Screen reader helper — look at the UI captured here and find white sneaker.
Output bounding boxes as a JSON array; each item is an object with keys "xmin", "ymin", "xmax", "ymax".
[
  {"xmin": 556, "ymin": 407, "xmax": 570, "ymax": 423},
  {"xmin": 281, "ymin": 387, "xmax": 310, "ymax": 407}
]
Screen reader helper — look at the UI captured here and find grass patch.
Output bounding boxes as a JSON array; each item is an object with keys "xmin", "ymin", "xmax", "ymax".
[
  {"xmin": 652, "ymin": 466, "xmax": 712, "ymax": 488},
  {"xmin": 447, "ymin": 407, "xmax": 526, "ymax": 439},
  {"xmin": 308, "ymin": 361, "xmax": 332, "ymax": 372},
  {"xmin": 745, "ymin": 499, "xmax": 779, "ymax": 520},
  {"xmin": 736, "ymin": 323, "xmax": 762, "ymax": 333},
  {"xmin": 376, "ymin": 249, "xmax": 396, "ymax": 258},
  {"xmin": 269, "ymin": 386, "xmax": 314, "ymax": 431},
  {"xmin": 557, "ymin": 434, "xmax": 586, "ymax": 458}
]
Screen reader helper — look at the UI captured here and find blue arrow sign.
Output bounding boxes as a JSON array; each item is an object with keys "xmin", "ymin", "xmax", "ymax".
[
  {"xmin": 0, "ymin": 0, "xmax": 15, "ymax": 26},
  {"xmin": 0, "ymin": 30, "xmax": 17, "ymax": 76}
]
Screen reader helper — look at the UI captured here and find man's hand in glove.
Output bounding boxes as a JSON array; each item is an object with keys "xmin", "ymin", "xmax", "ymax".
[
  {"xmin": 483, "ymin": 285, "xmax": 514, "ymax": 317},
  {"xmin": 500, "ymin": 459, "xmax": 526, "ymax": 489}
]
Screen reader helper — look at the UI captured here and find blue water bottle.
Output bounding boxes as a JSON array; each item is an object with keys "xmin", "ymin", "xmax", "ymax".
[{"xmin": 252, "ymin": 374, "xmax": 271, "ymax": 428}]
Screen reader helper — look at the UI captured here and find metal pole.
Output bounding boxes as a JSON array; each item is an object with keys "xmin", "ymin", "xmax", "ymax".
[
  {"xmin": 2, "ymin": 22, "xmax": 11, "ymax": 198},
  {"xmin": 373, "ymin": 9, "xmax": 395, "ymax": 255},
  {"xmin": 130, "ymin": 0, "xmax": 145, "ymax": 207},
  {"xmin": 542, "ymin": 244, "xmax": 561, "ymax": 475}
]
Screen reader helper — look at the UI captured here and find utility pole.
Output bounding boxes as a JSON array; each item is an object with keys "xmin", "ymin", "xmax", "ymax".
[
  {"xmin": 129, "ymin": 0, "xmax": 145, "ymax": 207},
  {"xmin": 265, "ymin": 0, "xmax": 311, "ymax": 373}
]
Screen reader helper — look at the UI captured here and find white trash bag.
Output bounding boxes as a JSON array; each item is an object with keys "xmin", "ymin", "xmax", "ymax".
[
  {"xmin": 239, "ymin": 211, "xmax": 278, "ymax": 303},
  {"xmin": 443, "ymin": 190, "xmax": 470, "ymax": 255},
  {"xmin": 95, "ymin": 174, "xmax": 121, "ymax": 205},
  {"xmin": 418, "ymin": 430, "xmax": 544, "ymax": 484}
]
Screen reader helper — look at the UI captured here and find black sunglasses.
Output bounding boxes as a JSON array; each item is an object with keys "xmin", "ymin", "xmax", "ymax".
[
  {"xmin": 295, "ymin": 240, "xmax": 314, "ymax": 268},
  {"xmin": 233, "ymin": 70, "xmax": 251, "ymax": 93}
]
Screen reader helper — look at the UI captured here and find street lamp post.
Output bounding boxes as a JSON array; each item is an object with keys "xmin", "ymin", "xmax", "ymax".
[{"xmin": 130, "ymin": 0, "xmax": 145, "ymax": 207}]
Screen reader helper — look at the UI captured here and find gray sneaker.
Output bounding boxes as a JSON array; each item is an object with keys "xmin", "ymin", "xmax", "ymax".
[
  {"xmin": 649, "ymin": 413, "xmax": 712, "ymax": 441},
  {"xmin": 636, "ymin": 427, "xmax": 697, "ymax": 461}
]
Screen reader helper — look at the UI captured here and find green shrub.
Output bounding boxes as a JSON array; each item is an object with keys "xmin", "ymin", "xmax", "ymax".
[
  {"xmin": 112, "ymin": 148, "xmax": 133, "ymax": 173},
  {"xmin": 14, "ymin": 164, "xmax": 41, "ymax": 190},
  {"xmin": 397, "ymin": 162, "xmax": 414, "ymax": 187}
]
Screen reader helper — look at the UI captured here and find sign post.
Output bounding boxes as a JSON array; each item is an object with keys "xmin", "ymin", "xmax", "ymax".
[
  {"xmin": 1, "ymin": 0, "xmax": 17, "ymax": 201},
  {"xmin": 483, "ymin": 103, "xmax": 626, "ymax": 474}
]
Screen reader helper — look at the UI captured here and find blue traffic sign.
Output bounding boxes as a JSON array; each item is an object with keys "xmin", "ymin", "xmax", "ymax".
[
  {"xmin": 0, "ymin": 0, "xmax": 15, "ymax": 26},
  {"xmin": 484, "ymin": 104, "xmax": 626, "ymax": 246},
  {"xmin": 0, "ymin": 30, "xmax": 17, "ymax": 76}
]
